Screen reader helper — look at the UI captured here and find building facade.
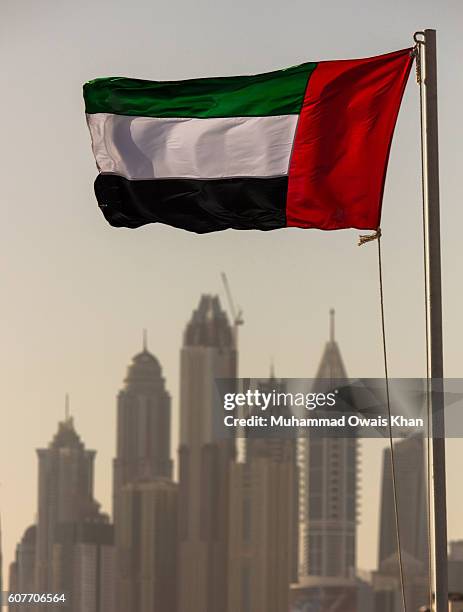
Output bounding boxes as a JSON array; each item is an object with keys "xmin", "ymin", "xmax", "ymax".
[
  {"xmin": 35, "ymin": 416, "xmax": 100, "ymax": 594},
  {"xmin": 304, "ymin": 311, "xmax": 358, "ymax": 580},
  {"xmin": 8, "ymin": 526, "xmax": 37, "ymax": 612},
  {"xmin": 116, "ymin": 480, "xmax": 178, "ymax": 612},
  {"xmin": 178, "ymin": 295, "xmax": 237, "ymax": 612},
  {"xmin": 113, "ymin": 339, "xmax": 177, "ymax": 612},
  {"xmin": 378, "ymin": 434, "xmax": 428, "ymax": 567},
  {"xmin": 113, "ymin": 337, "xmax": 173, "ymax": 517},
  {"xmin": 228, "ymin": 373, "xmax": 299, "ymax": 612},
  {"xmin": 51, "ymin": 516, "xmax": 115, "ymax": 612}
]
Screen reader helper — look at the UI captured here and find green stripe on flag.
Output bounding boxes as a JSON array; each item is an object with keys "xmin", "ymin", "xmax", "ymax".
[{"xmin": 84, "ymin": 62, "xmax": 317, "ymax": 119}]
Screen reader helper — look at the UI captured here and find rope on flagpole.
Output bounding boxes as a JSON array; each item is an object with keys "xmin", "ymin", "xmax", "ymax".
[
  {"xmin": 360, "ymin": 229, "xmax": 408, "ymax": 612},
  {"xmin": 377, "ymin": 233, "xmax": 408, "ymax": 612},
  {"xmin": 358, "ymin": 228, "xmax": 382, "ymax": 246}
]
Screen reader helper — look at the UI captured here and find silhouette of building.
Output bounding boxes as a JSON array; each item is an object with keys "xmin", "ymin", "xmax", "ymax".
[
  {"xmin": 372, "ymin": 551, "xmax": 428, "ymax": 612},
  {"xmin": 178, "ymin": 295, "xmax": 237, "ymax": 612},
  {"xmin": 35, "ymin": 410, "xmax": 101, "ymax": 595},
  {"xmin": 0, "ymin": 514, "xmax": 3, "ymax": 609},
  {"xmin": 378, "ymin": 434, "xmax": 428, "ymax": 568},
  {"xmin": 51, "ymin": 514, "xmax": 115, "ymax": 612},
  {"xmin": 374, "ymin": 431, "xmax": 430, "ymax": 610},
  {"xmin": 290, "ymin": 574, "xmax": 374, "ymax": 612},
  {"xmin": 228, "ymin": 370, "xmax": 299, "ymax": 612},
  {"xmin": 449, "ymin": 541, "xmax": 463, "ymax": 593},
  {"xmin": 304, "ymin": 310, "xmax": 358, "ymax": 579},
  {"xmin": 8, "ymin": 564, "xmax": 18, "ymax": 612},
  {"xmin": 113, "ymin": 337, "xmax": 177, "ymax": 612},
  {"xmin": 113, "ymin": 333, "xmax": 173, "ymax": 518},
  {"xmin": 116, "ymin": 480, "xmax": 178, "ymax": 612},
  {"xmin": 8, "ymin": 526, "xmax": 36, "ymax": 612}
]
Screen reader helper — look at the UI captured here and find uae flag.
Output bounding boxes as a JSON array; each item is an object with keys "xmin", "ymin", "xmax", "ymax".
[{"xmin": 84, "ymin": 48, "xmax": 413, "ymax": 233}]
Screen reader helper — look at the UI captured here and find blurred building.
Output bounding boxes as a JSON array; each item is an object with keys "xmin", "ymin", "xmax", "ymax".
[
  {"xmin": 374, "ymin": 434, "xmax": 430, "ymax": 611},
  {"xmin": 178, "ymin": 295, "xmax": 237, "ymax": 612},
  {"xmin": 113, "ymin": 334, "xmax": 173, "ymax": 518},
  {"xmin": 228, "ymin": 371, "xmax": 299, "ymax": 612},
  {"xmin": 116, "ymin": 480, "xmax": 177, "ymax": 612},
  {"xmin": 378, "ymin": 435, "xmax": 428, "ymax": 568},
  {"xmin": 449, "ymin": 541, "xmax": 463, "ymax": 593},
  {"xmin": 290, "ymin": 574, "xmax": 373, "ymax": 612},
  {"xmin": 418, "ymin": 593, "xmax": 463, "ymax": 612},
  {"xmin": 35, "ymin": 412, "xmax": 100, "ymax": 594},
  {"xmin": 0, "ymin": 515, "xmax": 3, "ymax": 609},
  {"xmin": 51, "ymin": 514, "xmax": 115, "ymax": 612},
  {"xmin": 372, "ymin": 551, "xmax": 428, "ymax": 612},
  {"xmin": 34, "ymin": 410, "xmax": 115, "ymax": 612},
  {"xmin": 8, "ymin": 563, "xmax": 18, "ymax": 612},
  {"xmin": 8, "ymin": 526, "xmax": 36, "ymax": 612},
  {"xmin": 303, "ymin": 310, "xmax": 358, "ymax": 580},
  {"xmin": 113, "ymin": 339, "xmax": 177, "ymax": 612},
  {"xmin": 448, "ymin": 594, "xmax": 463, "ymax": 612}
]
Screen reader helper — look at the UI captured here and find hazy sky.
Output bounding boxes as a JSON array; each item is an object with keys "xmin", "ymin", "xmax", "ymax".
[{"xmin": 1, "ymin": 0, "xmax": 462, "ymax": 576}]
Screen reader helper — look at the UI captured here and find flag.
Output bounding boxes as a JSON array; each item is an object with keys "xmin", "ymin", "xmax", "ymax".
[{"xmin": 84, "ymin": 48, "xmax": 413, "ymax": 233}]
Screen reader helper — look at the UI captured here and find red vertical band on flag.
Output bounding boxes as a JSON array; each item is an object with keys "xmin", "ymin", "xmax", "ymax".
[{"xmin": 286, "ymin": 48, "xmax": 414, "ymax": 230}]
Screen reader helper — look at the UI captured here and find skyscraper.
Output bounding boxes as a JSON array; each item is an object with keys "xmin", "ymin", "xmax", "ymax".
[
  {"xmin": 51, "ymin": 514, "xmax": 115, "ymax": 612},
  {"xmin": 448, "ymin": 541, "xmax": 463, "ymax": 593},
  {"xmin": 373, "ymin": 434, "xmax": 429, "ymax": 612},
  {"xmin": 113, "ymin": 337, "xmax": 177, "ymax": 612},
  {"xmin": 178, "ymin": 295, "xmax": 237, "ymax": 612},
  {"xmin": 246, "ymin": 371, "xmax": 299, "ymax": 585},
  {"xmin": 116, "ymin": 480, "xmax": 178, "ymax": 612},
  {"xmin": 35, "ymin": 413, "xmax": 100, "ymax": 593},
  {"xmin": 304, "ymin": 310, "xmax": 358, "ymax": 578},
  {"xmin": 378, "ymin": 435, "xmax": 428, "ymax": 568},
  {"xmin": 9, "ymin": 526, "xmax": 36, "ymax": 612},
  {"xmin": 228, "ymin": 371, "xmax": 299, "ymax": 612},
  {"xmin": 113, "ymin": 334, "xmax": 173, "ymax": 517}
]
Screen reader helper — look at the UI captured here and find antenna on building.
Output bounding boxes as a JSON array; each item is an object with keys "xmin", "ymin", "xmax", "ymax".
[
  {"xmin": 65, "ymin": 393, "xmax": 70, "ymax": 421},
  {"xmin": 221, "ymin": 273, "xmax": 244, "ymax": 347},
  {"xmin": 270, "ymin": 357, "xmax": 276, "ymax": 380},
  {"xmin": 143, "ymin": 328, "xmax": 148, "ymax": 352},
  {"xmin": 330, "ymin": 308, "xmax": 335, "ymax": 343}
]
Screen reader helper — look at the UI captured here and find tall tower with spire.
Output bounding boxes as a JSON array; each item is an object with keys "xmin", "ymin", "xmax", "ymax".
[
  {"xmin": 113, "ymin": 333, "xmax": 173, "ymax": 515},
  {"xmin": 35, "ymin": 406, "xmax": 100, "ymax": 593},
  {"xmin": 178, "ymin": 295, "xmax": 237, "ymax": 612},
  {"xmin": 304, "ymin": 310, "xmax": 359, "ymax": 578},
  {"xmin": 113, "ymin": 334, "xmax": 176, "ymax": 612}
]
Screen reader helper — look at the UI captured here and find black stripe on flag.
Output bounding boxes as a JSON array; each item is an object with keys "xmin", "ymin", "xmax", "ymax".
[{"xmin": 94, "ymin": 174, "xmax": 287, "ymax": 233}]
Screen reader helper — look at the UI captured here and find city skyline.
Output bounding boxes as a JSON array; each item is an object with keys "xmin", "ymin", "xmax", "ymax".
[
  {"xmin": 4, "ymin": 294, "xmax": 463, "ymax": 610},
  {"xmin": 3, "ymin": 0, "xmax": 463, "ymax": 579},
  {"xmin": 3, "ymin": 302, "xmax": 463, "ymax": 579}
]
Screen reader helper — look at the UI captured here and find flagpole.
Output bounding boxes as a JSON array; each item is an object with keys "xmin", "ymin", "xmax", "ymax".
[{"xmin": 417, "ymin": 28, "xmax": 448, "ymax": 612}]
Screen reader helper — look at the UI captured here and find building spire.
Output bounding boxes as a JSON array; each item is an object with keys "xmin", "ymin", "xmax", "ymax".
[
  {"xmin": 329, "ymin": 308, "xmax": 335, "ymax": 343},
  {"xmin": 65, "ymin": 393, "xmax": 70, "ymax": 421},
  {"xmin": 143, "ymin": 328, "xmax": 148, "ymax": 352},
  {"xmin": 269, "ymin": 357, "xmax": 276, "ymax": 380}
]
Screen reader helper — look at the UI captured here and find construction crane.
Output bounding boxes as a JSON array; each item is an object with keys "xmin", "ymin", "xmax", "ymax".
[{"xmin": 221, "ymin": 272, "xmax": 244, "ymax": 347}]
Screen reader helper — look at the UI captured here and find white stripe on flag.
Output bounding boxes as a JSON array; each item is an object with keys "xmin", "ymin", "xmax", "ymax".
[{"xmin": 87, "ymin": 113, "xmax": 298, "ymax": 179}]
